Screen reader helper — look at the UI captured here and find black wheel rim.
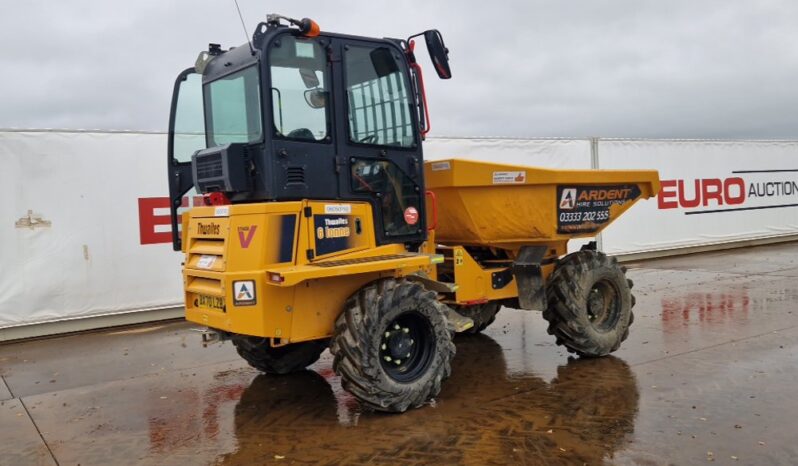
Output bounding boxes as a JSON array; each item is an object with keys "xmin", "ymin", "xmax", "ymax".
[
  {"xmin": 379, "ymin": 312, "xmax": 435, "ymax": 383},
  {"xmin": 586, "ymin": 279, "xmax": 621, "ymax": 332}
]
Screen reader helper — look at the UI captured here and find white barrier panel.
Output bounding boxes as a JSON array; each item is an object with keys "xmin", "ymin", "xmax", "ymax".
[
  {"xmin": 599, "ymin": 140, "xmax": 798, "ymax": 255},
  {"xmin": 0, "ymin": 131, "xmax": 184, "ymax": 328},
  {"xmin": 425, "ymin": 137, "xmax": 592, "ymax": 169}
]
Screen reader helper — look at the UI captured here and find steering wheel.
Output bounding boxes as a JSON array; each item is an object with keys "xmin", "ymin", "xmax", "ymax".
[{"xmin": 359, "ymin": 135, "xmax": 378, "ymax": 144}]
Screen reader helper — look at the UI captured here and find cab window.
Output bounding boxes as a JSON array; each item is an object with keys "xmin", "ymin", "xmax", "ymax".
[
  {"xmin": 204, "ymin": 65, "xmax": 262, "ymax": 147},
  {"xmin": 345, "ymin": 45, "xmax": 416, "ymax": 148},
  {"xmin": 269, "ymin": 36, "xmax": 329, "ymax": 142}
]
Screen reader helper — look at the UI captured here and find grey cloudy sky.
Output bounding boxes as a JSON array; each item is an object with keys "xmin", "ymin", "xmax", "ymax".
[{"xmin": 2, "ymin": 0, "xmax": 798, "ymax": 139}]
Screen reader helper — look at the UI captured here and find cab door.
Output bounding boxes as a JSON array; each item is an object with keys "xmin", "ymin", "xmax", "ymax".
[
  {"xmin": 167, "ymin": 68, "xmax": 206, "ymax": 251},
  {"xmin": 265, "ymin": 33, "xmax": 337, "ymax": 201},
  {"xmin": 330, "ymin": 38, "xmax": 427, "ymax": 247}
]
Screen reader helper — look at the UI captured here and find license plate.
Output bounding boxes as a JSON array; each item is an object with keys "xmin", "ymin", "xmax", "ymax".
[{"xmin": 196, "ymin": 294, "xmax": 225, "ymax": 312}]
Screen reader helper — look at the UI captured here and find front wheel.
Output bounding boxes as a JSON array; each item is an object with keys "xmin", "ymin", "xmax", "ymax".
[
  {"xmin": 543, "ymin": 250, "xmax": 635, "ymax": 357},
  {"xmin": 330, "ymin": 279, "xmax": 455, "ymax": 412}
]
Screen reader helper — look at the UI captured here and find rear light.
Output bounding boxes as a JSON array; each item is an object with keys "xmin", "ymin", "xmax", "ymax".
[
  {"xmin": 269, "ymin": 272, "xmax": 284, "ymax": 283},
  {"xmin": 205, "ymin": 192, "xmax": 231, "ymax": 206}
]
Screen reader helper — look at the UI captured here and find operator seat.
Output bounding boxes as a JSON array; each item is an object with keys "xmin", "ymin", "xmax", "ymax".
[{"xmin": 286, "ymin": 128, "xmax": 316, "ymax": 140}]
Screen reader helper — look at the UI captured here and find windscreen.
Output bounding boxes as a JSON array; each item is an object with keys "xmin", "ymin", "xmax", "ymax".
[{"xmin": 204, "ymin": 65, "xmax": 263, "ymax": 147}]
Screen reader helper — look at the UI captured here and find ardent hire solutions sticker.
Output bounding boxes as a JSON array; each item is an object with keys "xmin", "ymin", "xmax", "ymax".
[
  {"xmin": 556, "ymin": 184, "xmax": 641, "ymax": 234},
  {"xmin": 233, "ymin": 280, "xmax": 256, "ymax": 306}
]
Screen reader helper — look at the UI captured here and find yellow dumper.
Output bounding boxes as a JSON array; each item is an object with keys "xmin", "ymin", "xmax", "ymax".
[{"xmin": 166, "ymin": 15, "xmax": 660, "ymax": 412}]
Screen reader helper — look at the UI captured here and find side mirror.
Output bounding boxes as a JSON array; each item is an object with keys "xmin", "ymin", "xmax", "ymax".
[
  {"xmin": 304, "ymin": 89, "xmax": 328, "ymax": 109},
  {"xmin": 424, "ymin": 30, "xmax": 451, "ymax": 79}
]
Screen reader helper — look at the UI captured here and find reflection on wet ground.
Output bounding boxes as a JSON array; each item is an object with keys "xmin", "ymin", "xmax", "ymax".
[
  {"xmin": 219, "ymin": 341, "xmax": 638, "ymax": 465},
  {"xmin": 1, "ymin": 242, "xmax": 798, "ymax": 465}
]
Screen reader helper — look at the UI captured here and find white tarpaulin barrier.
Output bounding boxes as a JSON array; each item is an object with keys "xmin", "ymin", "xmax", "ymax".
[
  {"xmin": 0, "ymin": 130, "xmax": 184, "ymax": 328},
  {"xmin": 1, "ymin": 131, "xmax": 796, "ymax": 331},
  {"xmin": 424, "ymin": 137, "xmax": 592, "ymax": 169},
  {"xmin": 599, "ymin": 139, "xmax": 798, "ymax": 255}
]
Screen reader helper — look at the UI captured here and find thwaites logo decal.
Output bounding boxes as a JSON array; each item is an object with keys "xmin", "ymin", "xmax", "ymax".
[
  {"xmin": 314, "ymin": 215, "xmax": 354, "ymax": 256},
  {"xmin": 556, "ymin": 185, "xmax": 641, "ymax": 234},
  {"xmin": 196, "ymin": 222, "xmax": 221, "ymax": 235}
]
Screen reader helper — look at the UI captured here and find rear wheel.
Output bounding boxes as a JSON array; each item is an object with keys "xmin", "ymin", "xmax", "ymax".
[
  {"xmin": 454, "ymin": 302, "xmax": 501, "ymax": 334},
  {"xmin": 331, "ymin": 278, "xmax": 455, "ymax": 412},
  {"xmin": 232, "ymin": 337, "xmax": 327, "ymax": 374},
  {"xmin": 543, "ymin": 250, "xmax": 635, "ymax": 357}
]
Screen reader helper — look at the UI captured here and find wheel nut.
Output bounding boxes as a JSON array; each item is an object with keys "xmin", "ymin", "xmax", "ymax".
[
  {"xmin": 384, "ymin": 356, "xmax": 392, "ymax": 362},
  {"xmin": 381, "ymin": 343, "xmax": 387, "ymax": 350}
]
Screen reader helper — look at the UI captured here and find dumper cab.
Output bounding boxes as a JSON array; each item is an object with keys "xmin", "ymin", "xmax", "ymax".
[{"xmin": 168, "ymin": 16, "xmax": 452, "ymax": 253}]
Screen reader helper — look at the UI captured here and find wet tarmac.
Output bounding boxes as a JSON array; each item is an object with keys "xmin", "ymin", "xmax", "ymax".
[{"xmin": 1, "ymin": 242, "xmax": 798, "ymax": 465}]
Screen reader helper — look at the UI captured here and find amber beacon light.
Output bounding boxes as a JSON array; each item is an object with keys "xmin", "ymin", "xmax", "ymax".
[{"xmin": 299, "ymin": 17, "xmax": 320, "ymax": 37}]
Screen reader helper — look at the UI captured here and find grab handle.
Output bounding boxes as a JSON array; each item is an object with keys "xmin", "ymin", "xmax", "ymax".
[{"xmin": 425, "ymin": 190, "xmax": 438, "ymax": 231}]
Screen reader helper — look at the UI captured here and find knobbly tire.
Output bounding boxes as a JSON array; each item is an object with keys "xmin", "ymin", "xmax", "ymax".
[
  {"xmin": 330, "ymin": 278, "xmax": 456, "ymax": 412},
  {"xmin": 543, "ymin": 250, "xmax": 635, "ymax": 357},
  {"xmin": 232, "ymin": 337, "xmax": 328, "ymax": 374},
  {"xmin": 454, "ymin": 302, "xmax": 501, "ymax": 334}
]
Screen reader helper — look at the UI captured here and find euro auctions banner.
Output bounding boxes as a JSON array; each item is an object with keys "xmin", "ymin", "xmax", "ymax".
[{"xmin": 598, "ymin": 139, "xmax": 798, "ymax": 255}]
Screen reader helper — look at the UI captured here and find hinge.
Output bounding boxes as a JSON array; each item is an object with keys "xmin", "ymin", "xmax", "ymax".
[
  {"xmin": 306, "ymin": 249, "xmax": 315, "ymax": 260},
  {"xmin": 303, "ymin": 206, "xmax": 312, "ymax": 217}
]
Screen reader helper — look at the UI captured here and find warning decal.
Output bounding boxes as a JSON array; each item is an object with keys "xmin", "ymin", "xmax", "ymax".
[
  {"xmin": 493, "ymin": 171, "xmax": 527, "ymax": 184},
  {"xmin": 233, "ymin": 280, "xmax": 256, "ymax": 306},
  {"xmin": 556, "ymin": 185, "xmax": 641, "ymax": 234}
]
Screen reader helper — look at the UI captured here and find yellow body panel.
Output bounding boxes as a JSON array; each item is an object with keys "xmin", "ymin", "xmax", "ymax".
[
  {"xmin": 437, "ymin": 244, "xmax": 563, "ymax": 305},
  {"xmin": 182, "ymin": 200, "xmax": 433, "ymax": 342},
  {"xmin": 443, "ymin": 245, "xmax": 517, "ymax": 303}
]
